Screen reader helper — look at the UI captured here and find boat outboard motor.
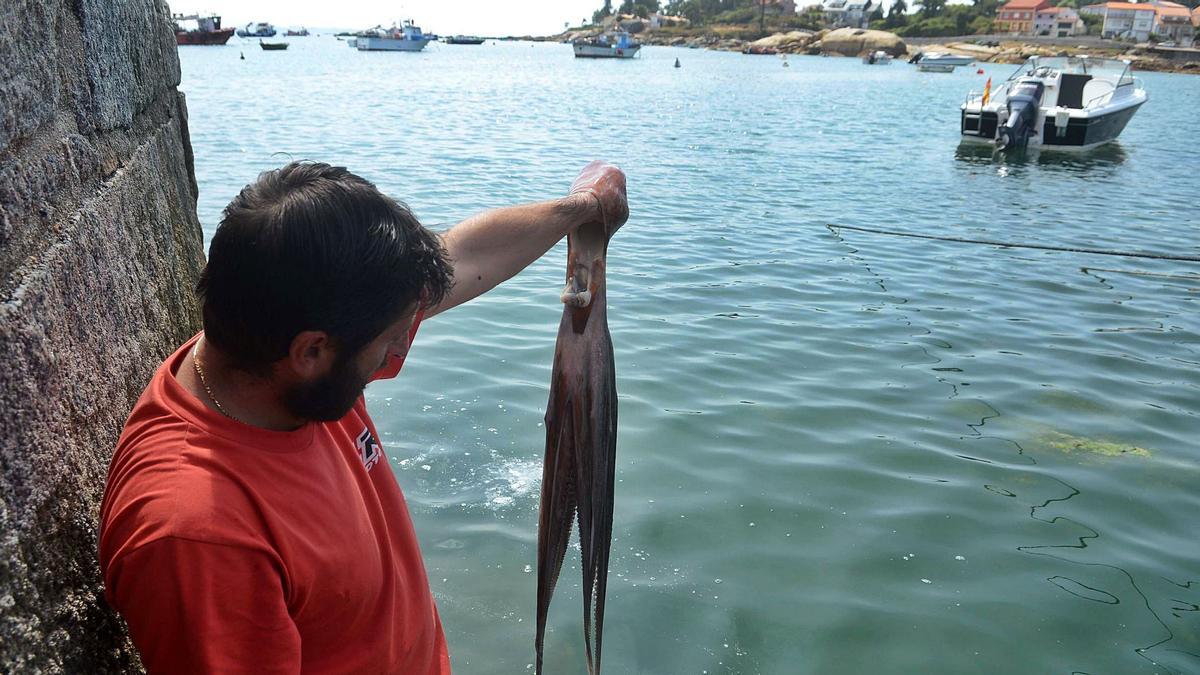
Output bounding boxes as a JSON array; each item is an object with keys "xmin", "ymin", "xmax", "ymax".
[
  {"xmin": 996, "ymin": 79, "xmax": 1044, "ymax": 151},
  {"xmin": 908, "ymin": 51, "xmax": 923, "ymax": 64}
]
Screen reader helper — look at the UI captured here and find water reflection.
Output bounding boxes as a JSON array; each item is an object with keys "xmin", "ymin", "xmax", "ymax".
[{"xmin": 954, "ymin": 141, "xmax": 1127, "ymax": 175}]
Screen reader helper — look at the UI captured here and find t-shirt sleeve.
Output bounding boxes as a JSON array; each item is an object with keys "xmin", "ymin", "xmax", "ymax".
[
  {"xmin": 106, "ymin": 537, "xmax": 301, "ymax": 675},
  {"xmin": 371, "ymin": 308, "xmax": 425, "ymax": 382}
]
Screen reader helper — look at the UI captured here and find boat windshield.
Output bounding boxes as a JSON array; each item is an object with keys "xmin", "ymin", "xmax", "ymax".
[{"xmin": 1007, "ymin": 56, "xmax": 1134, "ymax": 85}]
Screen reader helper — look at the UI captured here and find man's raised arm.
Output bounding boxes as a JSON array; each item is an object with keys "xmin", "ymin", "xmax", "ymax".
[{"xmin": 424, "ymin": 161, "xmax": 627, "ymax": 318}]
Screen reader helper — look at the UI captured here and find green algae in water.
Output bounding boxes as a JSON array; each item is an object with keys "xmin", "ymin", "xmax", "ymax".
[
  {"xmin": 1033, "ymin": 389, "xmax": 1114, "ymax": 415},
  {"xmin": 1037, "ymin": 431, "xmax": 1152, "ymax": 458}
]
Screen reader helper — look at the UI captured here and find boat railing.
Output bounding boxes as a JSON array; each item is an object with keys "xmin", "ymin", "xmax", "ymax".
[
  {"xmin": 1083, "ymin": 80, "xmax": 1116, "ymax": 109},
  {"xmin": 963, "ymin": 80, "xmax": 1012, "ymax": 107},
  {"xmin": 1084, "ymin": 76, "xmax": 1142, "ymax": 109}
]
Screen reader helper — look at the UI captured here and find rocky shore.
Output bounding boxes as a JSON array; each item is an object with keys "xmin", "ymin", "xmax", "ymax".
[
  {"xmin": 902, "ymin": 39, "xmax": 1199, "ymax": 74},
  {"xmin": 550, "ymin": 26, "xmax": 1199, "ymax": 74}
]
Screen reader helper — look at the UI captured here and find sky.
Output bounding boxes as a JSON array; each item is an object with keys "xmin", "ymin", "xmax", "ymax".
[{"xmin": 184, "ymin": 0, "xmax": 603, "ymax": 37}]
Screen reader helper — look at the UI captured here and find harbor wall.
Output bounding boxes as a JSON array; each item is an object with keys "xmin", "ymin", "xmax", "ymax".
[{"xmin": 0, "ymin": 0, "xmax": 205, "ymax": 670}]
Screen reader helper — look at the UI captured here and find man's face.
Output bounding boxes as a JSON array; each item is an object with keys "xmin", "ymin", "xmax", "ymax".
[{"xmin": 282, "ymin": 306, "xmax": 419, "ymax": 422}]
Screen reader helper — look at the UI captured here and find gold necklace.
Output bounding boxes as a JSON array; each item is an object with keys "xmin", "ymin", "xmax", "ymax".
[{"xmin": 192, "ymin": 339, "xmax": 240, "ymax": 422}]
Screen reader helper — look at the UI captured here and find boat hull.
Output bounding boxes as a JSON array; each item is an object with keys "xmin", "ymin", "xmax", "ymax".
[
  {"xmin": 176, "ymin": 28, "xmax": 234, "ymax": 45},
  {"xmin": 960, "ymin": 100, "xmax": 1145, "ymax": 150},
  {"xmin": 918, "ymin": 55, "xmax": 974, "ymax": 67},
  {"xmin": 357, "ymin": 36, "xmax": 431, "ymax": 51},
  {"xmin": 236, "ymin": 29, "xmax": 277, "ymax": 38},
  {"xmin": 573, "ymin": 43, "xmax": 640, "ymax": 58}
]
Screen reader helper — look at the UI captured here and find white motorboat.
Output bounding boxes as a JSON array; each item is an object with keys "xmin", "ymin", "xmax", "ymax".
[
  {"xmin": 862, "ymin": 50, "xmax": 893, "ymax": 65},
  {"xmin": 573, "ymin": 32, "xmax": 640, "ymax": 58},
  {"xmin": 960, "ymin": 55, "xmax": 1147, "ymax": 151},
  {"xmin": 356, "ymin": 20, "xmax": 432, "ymax": 52},
  {"xmin": 911, "ymin": 51, "xmax": 975, "ymax": 67}
]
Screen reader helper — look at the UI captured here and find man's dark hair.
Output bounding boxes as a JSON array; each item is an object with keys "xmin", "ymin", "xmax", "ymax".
[{"xmin": 197, "ymin": 162, "xmax": 453, "ymax": 375}]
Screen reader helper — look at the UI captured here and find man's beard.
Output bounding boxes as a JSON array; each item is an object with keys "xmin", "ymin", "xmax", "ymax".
[{"xmin": 282, "ymin": 357, "xmax": 370, "ymax": 422}]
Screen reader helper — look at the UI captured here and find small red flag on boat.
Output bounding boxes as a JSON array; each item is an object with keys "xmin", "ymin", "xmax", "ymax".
[{"xmin": 982, "ymin": 77, "xmax": 992, "ymax": 105}]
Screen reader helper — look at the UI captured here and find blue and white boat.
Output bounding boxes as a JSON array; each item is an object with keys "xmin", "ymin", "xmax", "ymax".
[{"xmin": 573, "ymin": 31, "xmax": 640, "ymax": 59}]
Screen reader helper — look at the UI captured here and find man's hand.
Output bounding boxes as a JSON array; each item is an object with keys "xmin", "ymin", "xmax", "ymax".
[{"xmin": 569, "ymin": 161, "xmax": 628, "ymax": 236}]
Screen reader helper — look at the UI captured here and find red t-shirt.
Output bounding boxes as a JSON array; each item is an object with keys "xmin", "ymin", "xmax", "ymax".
[{"xmin": 99, "ymin": 318, "xmax": 450, "ymax": 674}]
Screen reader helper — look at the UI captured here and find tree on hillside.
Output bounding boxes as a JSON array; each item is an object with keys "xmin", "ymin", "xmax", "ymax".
[
  {"xmin": 870, "ymin": 3, "xmax": 886, "ymax": 21},
  {"xmin": 795, "ymin": 4, "xmax": 826, "ymax": 29},
  {"xmin": 593, "ymin": 0, "xmax": 613, "ymax": 23},
  {"xmin": 885, "ymin": 0, "xmax": 909, "ymax": 27},
  {"xmin": 662, "ymin": 0, "xmax": 753, "ymax": 24},
  {"xmin": 619, "ymin": 0, "xmax": 661, "ymax": 18},
  {"xmin": 916, "ymin": 0, "xmax": 947, "ymax": 17}
]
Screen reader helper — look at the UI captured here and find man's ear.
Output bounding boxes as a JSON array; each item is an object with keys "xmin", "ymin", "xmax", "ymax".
[{"xmin": 285, "ymin": 330, "xmax": 338, "ymax": 378}]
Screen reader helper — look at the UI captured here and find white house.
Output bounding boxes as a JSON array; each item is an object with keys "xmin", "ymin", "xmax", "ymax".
[
  {"xmin": 822, "ymin": 0, "xmax": 875, "ymax": 28},
  {"xmin": 1033, "ymin": 6, "xmax": 1083, "ymax": 36},
  {"xmin": 648, "ymin": 13, "xmax": 690, "ymax": 30},
  {"xmin": 1081, "ymin": 2, "xmax": 1156, "ymax": 41}
]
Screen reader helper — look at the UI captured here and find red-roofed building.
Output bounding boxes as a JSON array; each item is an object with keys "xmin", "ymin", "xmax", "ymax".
[
  {"xmin": 1151, "ymin": 1, "xmax": 1194, "ymax": 44},
  {"xmin": 997, "ymin": 0, "xmax": 1052, "ymax": 35}
]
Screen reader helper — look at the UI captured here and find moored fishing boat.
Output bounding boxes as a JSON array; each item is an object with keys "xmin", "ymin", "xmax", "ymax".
[
  {"xmin": 356, "ymin": 20, "xmax": 432, "ymax": 52},
  {"xmin": 445, "ymin": 35, "xmax": 486, "ymax": 44},
  {"xmin": 173, "ymin": 14, "xmax": 234, "ymax": 45},
  {"xmin": 572, "ymin": 31, "xmax": 640, "ymax": 58},
  {"xmin": 259, "ymin": 40, "xmax": 289, "ymax": 51},
  {"xmin": 960, "ymin": 55, "xmax": 1147, "ymax": 150}
]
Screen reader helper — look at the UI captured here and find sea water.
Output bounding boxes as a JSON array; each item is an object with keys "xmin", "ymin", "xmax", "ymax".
[{"xmin": 180, "ymin": 38, "xmax": 1200, "ymax": 674}]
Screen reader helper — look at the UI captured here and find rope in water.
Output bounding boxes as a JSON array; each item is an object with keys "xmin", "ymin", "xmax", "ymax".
[
  {"xmin": 826, "ymin": 224, "xmax": 1200, "ymax": 263},
  {"xmin": 1081, "ymin": 267, "xmax": 1200, "ymax": 281}
]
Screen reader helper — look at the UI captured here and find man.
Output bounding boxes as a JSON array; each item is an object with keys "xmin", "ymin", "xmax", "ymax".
[{"xmin": 99, "ymin": 160, "xmax": 628, "ymax": 673}]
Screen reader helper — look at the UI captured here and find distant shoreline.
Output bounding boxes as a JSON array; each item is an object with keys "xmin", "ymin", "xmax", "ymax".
[{"xmin": 530, "ymin": 27, "xmax": 1199, "ymax": 75}]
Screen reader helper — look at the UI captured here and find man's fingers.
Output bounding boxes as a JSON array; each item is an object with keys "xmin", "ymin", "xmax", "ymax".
[{"xmin": 569, "ymin": 162, "xmax": 627, "ymax": 231}]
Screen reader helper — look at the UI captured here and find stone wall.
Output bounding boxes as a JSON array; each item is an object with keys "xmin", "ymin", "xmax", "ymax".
[{"xmin": 0, "ymin": 0, "xmax": 205, "ymax": 670}]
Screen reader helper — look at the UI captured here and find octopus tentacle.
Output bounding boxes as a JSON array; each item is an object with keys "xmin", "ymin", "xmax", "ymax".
[{"xmin": 536, "ymin": 218, "xmax": 618, "ymax": 675}]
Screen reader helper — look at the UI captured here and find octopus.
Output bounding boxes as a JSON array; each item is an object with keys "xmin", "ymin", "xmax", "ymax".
[{"xmin": 536, "ymin": 164, "xmax": 626, "ymax": 675}]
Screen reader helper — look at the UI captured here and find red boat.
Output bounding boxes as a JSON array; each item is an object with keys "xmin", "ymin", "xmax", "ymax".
[{"xmin": 174, "ymin": 14, "xmax": 235, "ymax": 45}]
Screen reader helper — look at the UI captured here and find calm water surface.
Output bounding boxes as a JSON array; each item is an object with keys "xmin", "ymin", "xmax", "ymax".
[{"xmin": 180, "ymin": 38, "xmax": 1200, "ymax": 674}]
